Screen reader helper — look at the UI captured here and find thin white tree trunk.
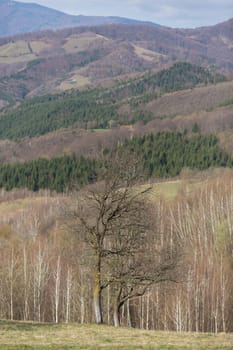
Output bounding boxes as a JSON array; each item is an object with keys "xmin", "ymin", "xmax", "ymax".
[
  {"xmin": 220, "ymin": 255, "xmax": 226, "ymax": 332},
  {"xmin": 65, "ymin": 267, "xmax": 72, "ymax": 324},
  {"xmin": 146, "ymin": 291, "xmax": 150, "ymax": 330},
  {"xmin": 9, "ymin": 248, "xmax": 14, "ymax": 321},
  {"xmin": 55, "ymin": 255, "xmax": 61, "ymax": 323},
  {"xmin": 107, "ymin": 284, "xmax": 110, "ymax": 325},
  {"xmin": 80, "ymin": 272, "xmax": 85, "ymax": 324},
  {"xmin": 23, "ymin": 246, "xmax": 29, "ymax": 321}
]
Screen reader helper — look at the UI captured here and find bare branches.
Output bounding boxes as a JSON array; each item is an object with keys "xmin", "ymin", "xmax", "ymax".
[{"xmin": 63, "ymin": 151, "xmax": 180, "ymax": 326}]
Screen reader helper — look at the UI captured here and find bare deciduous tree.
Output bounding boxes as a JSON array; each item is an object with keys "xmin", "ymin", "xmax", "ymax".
[
  {"xmin": 65, "ymin": 152, "xmax": 149, "ymax": 323},
  {"xmin": 65, "ymin": 152, "xmax": 179, "ymax": 325}
]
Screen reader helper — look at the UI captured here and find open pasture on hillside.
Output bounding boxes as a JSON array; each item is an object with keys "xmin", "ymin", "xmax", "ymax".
[
  {"xmin": 58, "ymin": 73, "xmax": 91, "ymax": 91},
  {"xmin": 0, "ymin": 321, "xmax": 232, "ymax": 350},
  {"xmin": 63, "ymin": 33, "xmax": 108, "ymax": 53},
  {"xmin": 0, "ymin": 40, "xmax": 51, "ymax": 64}
]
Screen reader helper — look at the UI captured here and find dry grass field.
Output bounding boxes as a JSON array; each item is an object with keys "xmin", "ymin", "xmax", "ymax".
[
  {"xmin": 0, "ymin": 40, "xmax": 51, "ymax": 64},
  {"xmin": 63, "ymin": 33, "xmax": 108, "ymax": 53},
  {"xmin": 0, "ymin": 41, "xmax": 35, "ymax": 64},
  {"xmin": 0, "ymin": 321, "xmax": 232, "ymax": 350},
  {"xmin": 143, "ymin": 80, "xmax": 233, "ymax": 118},
  {"xmin": 58, "ymin": 73, "xmax": 91, "ymax": 91},
  {"xmin": 133, "ymin": 45, "xmax": 167, "ymax": 63}
]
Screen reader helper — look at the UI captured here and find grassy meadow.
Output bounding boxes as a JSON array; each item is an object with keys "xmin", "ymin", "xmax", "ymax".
[{"xmin": 0, "ymin": 321, "xmax": 232, "ymax": 350}]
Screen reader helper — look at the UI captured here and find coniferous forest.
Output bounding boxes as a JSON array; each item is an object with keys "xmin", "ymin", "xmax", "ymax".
[{"xmin": 0, "ymin": 132, "xmax": 231, "ymax": 192}]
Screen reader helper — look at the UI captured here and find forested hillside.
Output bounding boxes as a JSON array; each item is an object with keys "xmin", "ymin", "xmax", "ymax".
[
  {"xmin": 0, "ymin": 62, "xmax": 225, "ymax": 139},
  {"xmin": 0, "ymin": 17, "xmax": 232, "ymax": 107}
]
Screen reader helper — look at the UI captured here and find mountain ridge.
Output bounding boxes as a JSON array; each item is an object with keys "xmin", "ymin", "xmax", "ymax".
[
  {"xmin": 0, "ymin": 16, "xmax": 232, "ymax": 108},
  {"xmin": 0, "ymin": 0, "xmax": 160, "ymax": 37}
]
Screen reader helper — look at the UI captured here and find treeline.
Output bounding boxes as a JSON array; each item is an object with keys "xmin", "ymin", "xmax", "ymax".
[
  {"xmin": 0, "ymin": 132, "xmax": 231, "ymax": 192},
  {"xmin": 0, "ymin": 155, "xmax": 97, "ymax": 192},
  {"xmin": 124, "ymin": 132, "xmax": 231, "ymax": 177},
  {"xmin": 117, "ymin": 62, "xmax": 226, "ymax": 96},
  {"xmin": 0, "ymin": 62, "xmax": 225, "ymax": 140}
]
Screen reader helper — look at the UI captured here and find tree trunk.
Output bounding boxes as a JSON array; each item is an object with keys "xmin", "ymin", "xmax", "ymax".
[
  {"xmin": 9, "ymin": 248, "xmax": 14, "ymax": 321},
  {"xmin": 113, "ymin": 304, "xmax": 120, "ymax": 327},
  {"xmin": 65, "ymin": 268, "xmax": 72, "ymax": 324},
  {"xmin": 93, "ymin": 255, "xmax": 103, "ymax": 324},
  {"xmin": 113, "ymin": 289, "xmax": 123, "ymax": 327},
  {"xmin": 54, "ymin": 255, "xmax": 61, "ymax": 324}
]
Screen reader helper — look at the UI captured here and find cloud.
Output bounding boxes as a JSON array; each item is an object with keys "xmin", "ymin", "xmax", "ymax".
[
  {"xmin": 119, "ymin": 0, "xmax": 233, "ymax": 27},
  {"xmin": 16, "ymin": 0, "xmax": 233, "ymax": 27}
]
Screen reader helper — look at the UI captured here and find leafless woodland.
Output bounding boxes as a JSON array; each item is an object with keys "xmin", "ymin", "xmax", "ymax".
[{"xmin": 0, "ymin": 170, "xmax": 232, "ymax": 331}]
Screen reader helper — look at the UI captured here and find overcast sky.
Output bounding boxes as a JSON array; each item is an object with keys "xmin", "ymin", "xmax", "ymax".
[{"xmin": 16, "ymin": 0, "xmax": 233, "ymax": 28}]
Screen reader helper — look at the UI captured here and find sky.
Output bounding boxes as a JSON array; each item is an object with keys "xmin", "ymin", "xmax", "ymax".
[{"xmin": 16, "ymin": 0, "xmax": 233, "ymax": 28}]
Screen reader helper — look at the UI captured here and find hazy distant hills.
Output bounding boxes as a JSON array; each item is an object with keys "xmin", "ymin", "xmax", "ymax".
[{"xmin": 0, "ymin": 0, "xmax": 159, "ymax": 37}]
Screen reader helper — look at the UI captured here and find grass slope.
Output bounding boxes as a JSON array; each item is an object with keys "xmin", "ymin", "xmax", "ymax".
[{"xmin": 0, "ymin": 321, "xmax": 232, "ymax": 350}]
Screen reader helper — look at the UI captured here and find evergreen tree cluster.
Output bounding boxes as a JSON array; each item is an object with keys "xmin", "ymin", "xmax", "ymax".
[
  {"xmin": 124, "ymin": 132, "xmax": 231, "ymax": 177},
  {"xmin": 0, "ymin": 89, "xmax": 119, "ymax": 139},
  {"xmin": 116, "ymin": 62, "xmax": 226, "ymax": 97},
  {"xmin": 0, "ymin": 155, "xmax": 97, "ymax": 192},
  {"xmin": 0, "ymin": 132, "xmax": 231, "ymax": 192}
]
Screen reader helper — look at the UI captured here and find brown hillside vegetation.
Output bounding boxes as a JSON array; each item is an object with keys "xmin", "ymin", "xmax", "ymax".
[
  {"xmin": 180, "ymin": 17, "xmax": 233, "ymax": 70},
  {"xmin": 0, "ymin": 17, "xmax": 232, "ymax": 105},
  {"xmin": 0, "ymin": 128, "xmax": 131, "ymax": 163},
  {"xmin": 142, "ymin": 80, "xmax": 233, "ymax": 118}
]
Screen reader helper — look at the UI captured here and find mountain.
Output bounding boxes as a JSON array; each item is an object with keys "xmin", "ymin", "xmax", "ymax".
[
  {"xmin": 0, "ymin": 78, "xmax": 232, "ymax": 164},
  {"xmin": 0, "ymin": 17, "xmax": 232, "ymax": 107},
  {"xmin": 0, "ymin": 0, "xmax": 159, "ymax": 37},
  {"xmin": 179, "ymin": 17, "xmax": 233, "ymax": 71},
  {"xmin": 0, "ymin": 15, "xmax": 232, "ymax": 164}
]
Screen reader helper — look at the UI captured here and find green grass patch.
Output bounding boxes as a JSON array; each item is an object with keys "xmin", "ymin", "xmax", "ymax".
[
  {"xmin": 151, "ymin": 181, "xmax": 182, "ymax": 200},
  {"xmin": 218, "ymin": 97, "xmax": 233, "ymax": 107}
]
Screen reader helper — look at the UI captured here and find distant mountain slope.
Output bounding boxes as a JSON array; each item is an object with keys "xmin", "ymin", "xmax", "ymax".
[
  {"xmin": 0, "ymin": 17, "xmax": 232, "ymax": 107},
  {"xmin": 179, "ymin": 17, "xmax": 233, "ymax": 71},
  {"xmin": 0, "ymin": 79, "xmax": 232, "ymax": 164},
  {"xmin": 0, "ymin": 62, "xmax": 226, "ymax": 140},
  {"xmin": 0, "ymin": 0, "xmax": 159, "ymax": 37}
]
